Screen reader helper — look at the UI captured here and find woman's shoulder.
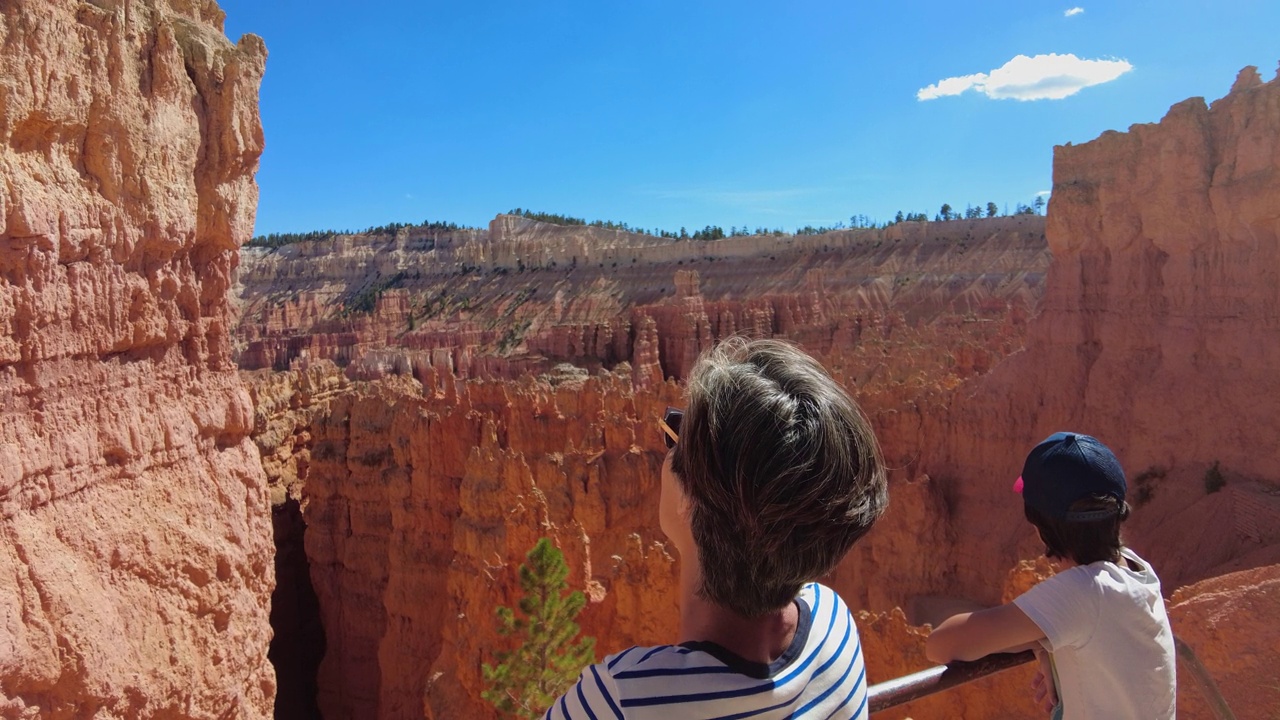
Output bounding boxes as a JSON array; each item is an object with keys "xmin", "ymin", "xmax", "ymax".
[
  {"xmin": 803, "ymin": 581, "xmax": 850, "ymax": 613},
  {"xmin": 601, "ymin": 643, "xmax": 728, "ymax": 678}
]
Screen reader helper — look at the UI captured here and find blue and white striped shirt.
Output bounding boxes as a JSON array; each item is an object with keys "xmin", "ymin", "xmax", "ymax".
[{"xmin": 545, "ymin": 583, "xmax": 869, "ymax": 720}]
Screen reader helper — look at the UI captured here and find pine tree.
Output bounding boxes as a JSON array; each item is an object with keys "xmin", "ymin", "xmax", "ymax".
[{"xmin": 481, "ymin": 538, "xmax": 596, "ymax": 719}]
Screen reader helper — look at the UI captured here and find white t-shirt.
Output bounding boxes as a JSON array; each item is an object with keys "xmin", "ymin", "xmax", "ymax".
[
  {"xmin": 1013, "ymin": 547, "xmax": 1176, "ymax": 720},
  {"xmin": 545, "ymin": 583, "xmax": 869, "ymax": 719}
]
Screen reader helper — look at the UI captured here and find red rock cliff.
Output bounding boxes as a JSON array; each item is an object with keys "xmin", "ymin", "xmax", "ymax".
[
  {"xmin": 0, "ymin": 0, "xmax": 273, "ymax": 715},
  {"xmin": 249, "ymin": 361, "xmax": 682, "ymax": 718},
  {"xmin": 244, "ymin": 66, "xmax": 1280, "ymax": 720},
  {"xmin": 234, "ymin": 215, "xmax": 1049, "ymax": 386},
  {"xmin": 920, "ymin": 66, "xmax": 1280, "ymax": 606}
]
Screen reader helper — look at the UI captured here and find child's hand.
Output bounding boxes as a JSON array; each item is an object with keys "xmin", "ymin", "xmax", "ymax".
[{"xmin": 1031, "ymin": 650, "xmax": 1058, "ymax": 713}]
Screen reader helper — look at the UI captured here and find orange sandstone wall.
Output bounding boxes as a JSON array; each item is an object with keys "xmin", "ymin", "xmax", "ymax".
[
  {"xmin": 252, "ymin": 363, "xmax": 681, "ymax": 719},
  {"xmin": 240, "ymin": 62, "xmax": 1280, "ymax": 720},
  {"xmin": 0, "ymin": 1, "xmax": 274, "ymax": 716},
  {"xmin": 1168, "ymin": 564, "xmax": 1280, "ymax": 718},
  {"xmin": 920, "ymin": 66, "xmax": 1280, "ymax": 605}
]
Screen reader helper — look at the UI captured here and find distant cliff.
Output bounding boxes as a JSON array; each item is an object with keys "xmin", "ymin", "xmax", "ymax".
[
  {"xmin": 0, "ymin": 0, "xmax": 274, "ymax": 715},
  {"xmin": 234, "ymin": 214, "xmax": 1050, "ymax": 387}
]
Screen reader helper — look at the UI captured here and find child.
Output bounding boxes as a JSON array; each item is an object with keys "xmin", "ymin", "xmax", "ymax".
[{"xmin": 925, "ymin": 432, "xmax": 1176, "ymax": 719}]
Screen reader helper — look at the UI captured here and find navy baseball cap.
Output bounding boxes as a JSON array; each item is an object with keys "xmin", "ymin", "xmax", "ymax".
[{"xmin": 1014, "ymin": 432, "xmax": 1126, "ymax": 522}]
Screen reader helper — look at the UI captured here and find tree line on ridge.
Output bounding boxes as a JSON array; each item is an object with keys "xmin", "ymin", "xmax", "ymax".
[{"xmin": 246, "ymin": 197, "xmax": 1046, "ymax": 250}]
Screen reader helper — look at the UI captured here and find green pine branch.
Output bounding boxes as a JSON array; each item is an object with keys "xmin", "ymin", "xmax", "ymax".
[{"xmin": 482, "ymin": 538, "xmax": 597, "ymax": 720}]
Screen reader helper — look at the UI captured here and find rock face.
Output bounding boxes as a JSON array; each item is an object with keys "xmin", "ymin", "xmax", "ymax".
[
  {"xmin": 234, "ymin": 215, "xmax": 1050, "ymax": 385},
  {"xmin": 241, "ymin": 67, "xmax": 1280, "ymax": 720},
  {"xmin": 1168, "ymin": 564, "xmax": 1280, "ymax": 719},
  {"xmin": 0, "ymin": 1, "xmax": 273, "ymax": 716},
  {"xmin": 917, "ymin": 66, "xmax": 1280, "ymax": 607},
  {"xmin": 240, "ymin": 217, "xmax": 1052, "ymax": 718},
  {"xmin": 247, "ymin": 362, "xmax": 681, "ymax": 719}
]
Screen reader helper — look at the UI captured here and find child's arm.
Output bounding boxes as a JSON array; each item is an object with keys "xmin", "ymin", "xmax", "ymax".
[{"xmin": 924, "ymin": 602, "xmax": 1046, "ymax": 664}]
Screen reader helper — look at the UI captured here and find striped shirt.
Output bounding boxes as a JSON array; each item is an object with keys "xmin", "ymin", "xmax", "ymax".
[{"xmin": 545, "ymin": 583, "xmax": 869, "ymax": 720}]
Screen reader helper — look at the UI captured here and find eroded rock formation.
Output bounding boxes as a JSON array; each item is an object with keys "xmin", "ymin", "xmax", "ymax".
[
  {"xmin": 249, "ymin": 361, "xmax": 682, "ymax": 718},
  {"xmin": 918, "ymin": 65, "xmax": 1280, "ymax": 607},
  {"xmin": 0, "ymin": 1, "xmax": 273, "ymax": 715},
  {"xmin": 1168, "ymin": 564, "xmax": 1280, "ymax": 716},
  {"xmin": 240, "ymin": 67, "xmax": 1280, "ymax": 720},
  {"xmin": 234, "ymin": 215, "xmax": 1049, "ymax": 386},
  {"xmin": 240, "ymin": 217, "xmax": 1051, "ymax": 717}
]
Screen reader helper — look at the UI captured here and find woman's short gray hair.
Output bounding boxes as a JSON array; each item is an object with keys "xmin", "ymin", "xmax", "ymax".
[{"xmin": 671, "ymin": 338, "xmax": 888, "ymax": 617}]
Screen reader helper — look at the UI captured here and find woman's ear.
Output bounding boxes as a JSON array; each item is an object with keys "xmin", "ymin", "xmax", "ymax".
[{"xmin": 677, "ymin": 484, "xmax": 693, "ymax": 521}]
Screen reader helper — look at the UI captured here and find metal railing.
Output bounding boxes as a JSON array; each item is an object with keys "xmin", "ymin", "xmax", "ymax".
[
  {"xmin": 868, "ymin": 650, "xmax": 1035, "ymax": 714},
  {"xmin": 867, "ymin": 638, "xmax": 1237, "ymax": 718}
]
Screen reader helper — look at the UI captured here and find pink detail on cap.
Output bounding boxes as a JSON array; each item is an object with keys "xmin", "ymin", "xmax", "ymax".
[{"xmin": 1013, "ymin": 476, "xmax": 1024, "ymax": 493}]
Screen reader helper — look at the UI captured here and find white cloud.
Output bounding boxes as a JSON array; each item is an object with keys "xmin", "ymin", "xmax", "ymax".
[
  {"xmin": 916, "ymin": 53, "xmax": 1132, "ymax": 101},
  {"xmin": 1036, "ymin": 190, "xmax": 1052, "ymax": 197},
  {"xmin": 1064, "ymin": 7, "xmax": 1084, "ymax": 17}
]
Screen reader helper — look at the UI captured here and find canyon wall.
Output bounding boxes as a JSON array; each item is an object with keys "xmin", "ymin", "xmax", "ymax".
[
  {"xmin": 919, "ymin": 65, "xmax": 1280, "ymax": 606},
  {"xmin": 240, "ymin": 67, "xmax": 1280, "ymax": 720},
  {"xmin": 251, "ymin": 362, "xmax": 682, "ymax": 719},
  {"xmin": 241, "ymin": 218, "xmax": 1050, "ymax": 718},
  {"xmin": 0, "ymin": 1, "xmax": 274, "ymax": 716},
  {"xmin": 234, "ymin": 215, "xmax": 1049, "ymax": 384}
]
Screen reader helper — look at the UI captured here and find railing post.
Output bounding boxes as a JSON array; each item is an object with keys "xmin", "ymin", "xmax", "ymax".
[{"xmin": 1174, "ymin": 637, "xmax": 1237, "ymax": 720}]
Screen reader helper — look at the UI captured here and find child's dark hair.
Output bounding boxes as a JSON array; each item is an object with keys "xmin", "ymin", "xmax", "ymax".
[{"xmin": 1024, "ymin": 494, "xmax": 1130, "ymax": 565}]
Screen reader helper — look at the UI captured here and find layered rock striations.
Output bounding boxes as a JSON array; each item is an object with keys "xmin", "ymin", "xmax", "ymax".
[
  {"xmin": 0, "ymin": 1, "xmax": 273, "ymax": 716},
  {"xmin": 234, "ymin": 215, "xmax": 1050, "ymax": 385},
  {"xmin": 247, "ymin": 362, "xmax": 681, "ymax": 718}
]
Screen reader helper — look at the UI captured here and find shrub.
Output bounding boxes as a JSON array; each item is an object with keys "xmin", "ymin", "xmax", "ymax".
[{"xmin": 1131, "ymin": 466, "xmax": 1165, "ymax": 508}]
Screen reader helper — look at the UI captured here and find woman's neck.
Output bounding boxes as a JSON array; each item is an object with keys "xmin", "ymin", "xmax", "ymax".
[{"xmin": 677, "ymin": 554, "xmax": 799, "ymax": 665}]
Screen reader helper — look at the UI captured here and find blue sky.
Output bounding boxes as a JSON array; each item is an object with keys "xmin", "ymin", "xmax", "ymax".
[{"xmin": 219, "ymin": 1, "xmax": 1279, "ymax": 236}]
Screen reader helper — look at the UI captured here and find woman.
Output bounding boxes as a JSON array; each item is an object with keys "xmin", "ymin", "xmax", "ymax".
[{"xmin": 546, "ymin": 338, "xmax": 889, "ymax": 719}]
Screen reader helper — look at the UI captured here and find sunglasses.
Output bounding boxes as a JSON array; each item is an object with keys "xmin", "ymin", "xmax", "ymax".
[{"xmin": 658, "ymin": 407, "xmax": 683, "ymax": 449}]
